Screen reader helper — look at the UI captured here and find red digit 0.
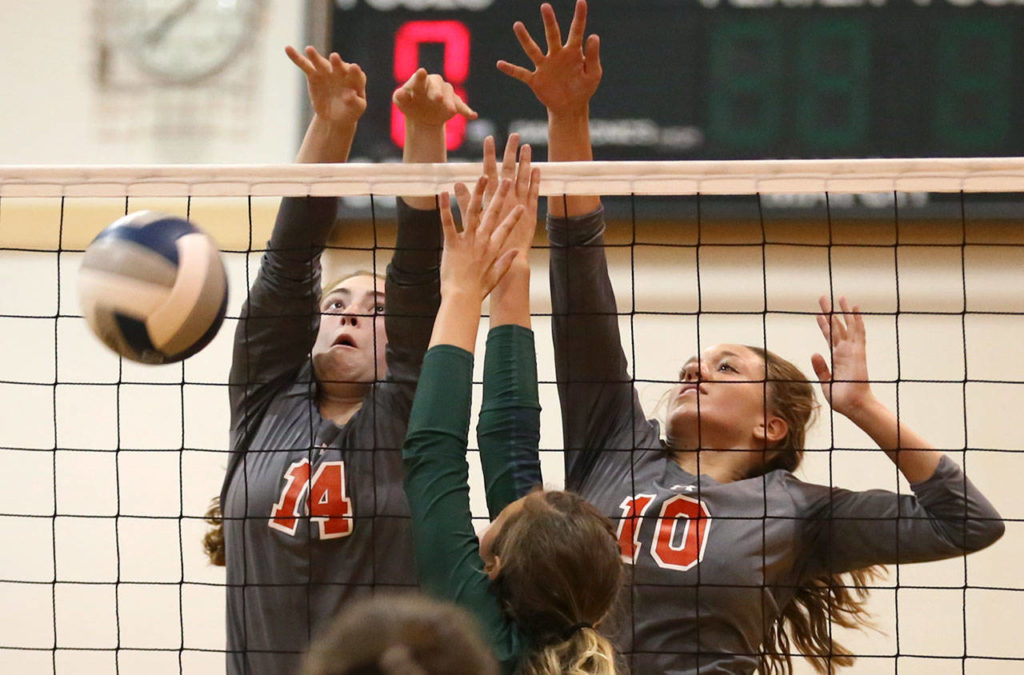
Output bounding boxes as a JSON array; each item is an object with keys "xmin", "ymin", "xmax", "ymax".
[
  {"xmin": 391, "ymin": 20, "xmax": 471, "ymax": 151},
  {"xmin": 650, "ymin": 495, "xmax": 711, "ymax": 572}
]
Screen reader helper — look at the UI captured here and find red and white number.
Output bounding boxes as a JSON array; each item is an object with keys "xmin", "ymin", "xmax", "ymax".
[
  {"xmin": 617, "ymin": 494, "xmax": 711, "ymax": 572},
  {"xmin": 269, "ymin": 459, "xmax": 354, "ymax": 540},
  {"xmin": 615, "ymin": 494, "xmax": 656, "ymax": 563},
  {"xmin": 391, "ymin": 20, "xmax": 471, "ymax": 151}
]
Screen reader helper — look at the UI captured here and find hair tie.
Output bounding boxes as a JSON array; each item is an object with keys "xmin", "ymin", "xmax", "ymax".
[{"xmin": 559, "ymin": 621, "xmax": 594, "ymax": 642}]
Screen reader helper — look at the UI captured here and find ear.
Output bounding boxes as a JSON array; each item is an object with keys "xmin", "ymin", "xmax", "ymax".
[
  {"xmin": 755, "ymin": 414, "xmax": 788, "ymax": 445},
  {"xmin": 484, "ymin": 555, "xmax": 502, "ymax": 581}
]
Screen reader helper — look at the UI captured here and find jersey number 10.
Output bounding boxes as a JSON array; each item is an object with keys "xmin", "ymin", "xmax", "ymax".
[{"xmin": 617, "ymin": 494, "xmax": 711, "ymax": 572}]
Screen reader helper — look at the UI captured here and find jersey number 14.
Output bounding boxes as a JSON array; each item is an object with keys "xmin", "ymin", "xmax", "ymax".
[{"xmin": 269, "ymin": 459, "xmax": 354, "ymax": 540}]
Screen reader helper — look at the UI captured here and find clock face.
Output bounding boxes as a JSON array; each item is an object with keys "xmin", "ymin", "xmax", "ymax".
[{"xmin": 108, "ymin": 0, "xmax": 264, "ymax": 84}]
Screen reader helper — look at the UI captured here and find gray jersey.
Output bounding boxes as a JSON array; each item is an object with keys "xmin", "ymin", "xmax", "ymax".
[
  {"xmin": 548, "ymin": 208, "xmax": 1004, "ymax": 674},
  {"xmin": 221, "ymin": 197, "xmax": 440, "ymax": 675}
]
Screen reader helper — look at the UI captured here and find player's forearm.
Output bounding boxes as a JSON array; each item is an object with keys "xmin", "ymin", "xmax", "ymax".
[
  {"xmin": 295, "ymin": 115, "xmax": 358, "ymax": 164},
  {"xmin": 488, "ymin": 264, "xmax": 531, "ymax": 329},
  {"xmin": 429, "ymin": 290, "xmax": 483, "ymax": 352},
  {"xmin": 846, "ymin": 396, "xmax": 942, "ymax": 483},
  {"xmin": 547, "ymin": 109, "xmax": 602, "ymax": 218},
  {"xmin": 402, "ymin": 120, "xmax": 447, "ymax": 210}
]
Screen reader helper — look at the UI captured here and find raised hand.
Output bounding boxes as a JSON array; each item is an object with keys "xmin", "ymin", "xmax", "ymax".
[
  {"xmin": 439, "ymin": 178, "xmax": 523, "ymax": 303},
  {"xmin": 811, "ymin": 296, "xmax": 874, "ymax": 419},
  {"xmin": 481, "ymin": 134, "xmax": 540, "ymax": 262},
  {"xmin": 286, "ymin": 45, "xmax": 366, "ymax": 127},
  {"xmin": 393, "ymin": 68, "xmax": 477, "ymax": 128},
  {"xmin": 496, "ymin": 0, "xmax": 602, "ymax": 116}
]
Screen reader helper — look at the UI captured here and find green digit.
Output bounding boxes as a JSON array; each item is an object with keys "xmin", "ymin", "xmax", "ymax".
[
  {"xmin": 796, "ymin": 19, "xmax": 869, "ymax": 152},
  {"xmin": 708, "ymin": 20, "xmax": 783, "ymax": 152},
  {"xmin": 934, "ymin": 18, "xmax": 1011, "ymax": 152}
]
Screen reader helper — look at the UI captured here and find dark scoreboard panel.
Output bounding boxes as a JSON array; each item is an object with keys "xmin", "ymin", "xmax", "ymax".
[{"xmin": 330, "ymin": 0, "xmax": 1024, "ymax": 162}]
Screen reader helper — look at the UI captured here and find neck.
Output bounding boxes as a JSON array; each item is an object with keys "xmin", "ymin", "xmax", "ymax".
[
  {"xmin": 317, "ymin": 384, "xmax": 369, "ymax": 426},
  {"xmin": 670, "ymin": 448, "xmax": 765, "ymax": 483}
]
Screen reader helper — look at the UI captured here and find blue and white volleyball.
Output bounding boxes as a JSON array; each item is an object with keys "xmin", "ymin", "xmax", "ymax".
[{"xmin": 78, "ymin": 211, "xmax": 228, "ymax": 364}]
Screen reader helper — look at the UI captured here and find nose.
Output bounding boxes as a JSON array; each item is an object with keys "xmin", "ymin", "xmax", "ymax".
[
  {"xmin": 339, "ymin": 309, "xmax": 360, "ymax": 327},
  {"xmin": 682, "ymin": 360, "xmax": 706, "ymax": 382}
]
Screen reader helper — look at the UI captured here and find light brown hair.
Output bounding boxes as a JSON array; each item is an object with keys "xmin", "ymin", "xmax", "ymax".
[
  {"xmin": 202, "ymin": 496, "xmax": 225, "ymax": 567},
  {"xmin": 489, "ymin": 490, "xmax": 622, "ymax": 675},
  {"xmin": 744, "ymin": 346, "xmax": 882, "ymax": 674}
]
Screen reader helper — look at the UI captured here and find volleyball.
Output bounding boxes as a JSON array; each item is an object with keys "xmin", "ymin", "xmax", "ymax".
[{"xmin": 78, "ymin": 211, "xmax": 229, "ymax": 364}]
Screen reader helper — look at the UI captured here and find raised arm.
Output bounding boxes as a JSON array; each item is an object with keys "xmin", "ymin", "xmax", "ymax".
[
  {"xmin": 230, "ymin": 47, "xmax": 365, "ymax": 439},
  {"xmin": 476, "ymin": 136, "xmax": 544, "ymax": 519},
  {"xmin": 497, "ymin": 0, "xmax": 602, "ymax": 217},
  {"xmin": 394, "ymin": 68, "xmax": 477, "ymax": 208},
  {"xmin": 812, "ymin": 295, "xmax": 942, "ymax": 482},
  {"xmin": 800, "ymin": 295, "xmax": 1004, "ymax": 573},
  {"xmin": 501, "ymin": 1, "xmax": 654, "ymax": 486},
  {"xmin": 378, "ymin": 69, "xmax": 475, "ymax": 388},
  {"xmin": 402, "ymin": 179, "xmax": 526, "ymax": 669}
]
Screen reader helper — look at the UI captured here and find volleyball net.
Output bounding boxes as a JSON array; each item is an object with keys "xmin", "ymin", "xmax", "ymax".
[{"xmin": 0, "ymin": 159, "xmax": 1021, "ymax": 673}]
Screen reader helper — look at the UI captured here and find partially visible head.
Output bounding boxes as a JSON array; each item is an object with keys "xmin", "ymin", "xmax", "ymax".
[
  {"xmin": 480, "ymin": 490, "xmax": 622, "ymax": 672},
  {"xmin": 301, "ymin": 594, "xmax": 498, "ymax": 675},
  {"xmin": 665, "ymin": 344, "xmax": 816, "ymax": 476},
  {"xmin": 312, "ymin": 272, "xmax": 388, "ymax": 387}
]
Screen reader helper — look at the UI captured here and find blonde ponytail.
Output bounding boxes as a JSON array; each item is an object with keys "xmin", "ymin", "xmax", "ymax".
[{"xmin": 525, "ymin": 626, "xmax": 617, "ymax": 675}]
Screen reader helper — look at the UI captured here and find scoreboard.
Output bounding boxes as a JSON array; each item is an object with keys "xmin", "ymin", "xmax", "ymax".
[{"xmin": 330, "ymin": 0, "xmax": 1024, "ymax": 162}]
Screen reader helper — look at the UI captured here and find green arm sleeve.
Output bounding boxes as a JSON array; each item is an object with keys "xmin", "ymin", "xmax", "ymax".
[
  {"xmin": 403, "ymin": 345, "xmax": 523, "ymax": 673},
  {"xmin": 477, "ymin": 325, "xmax": 543, "ymax": 521}
]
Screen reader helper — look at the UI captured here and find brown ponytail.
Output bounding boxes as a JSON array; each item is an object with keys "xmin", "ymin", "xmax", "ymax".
[
  {"xmin": 745, "ymin": 346, "xmax": 884, "ymax": 674},
  {"xmin": 202, "ymin": 496, "xmax": 225, "ymax": 567}
]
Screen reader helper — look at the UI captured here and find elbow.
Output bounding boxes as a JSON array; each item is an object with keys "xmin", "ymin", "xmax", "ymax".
[{"xmin": 958, "ymin": 516, "xmax": 1005, "ymax": 554}]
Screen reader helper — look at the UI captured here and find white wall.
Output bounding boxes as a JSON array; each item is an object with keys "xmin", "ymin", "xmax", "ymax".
[
  {"xmin": 0, "ymin": 195, "xmax": 1021, "ymax": 674},
  {"xmin": 0, "ymin": 0, "xmax": 305, "ymax": 165}
]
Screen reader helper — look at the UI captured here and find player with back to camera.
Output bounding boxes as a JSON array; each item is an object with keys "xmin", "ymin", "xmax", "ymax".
[
  {"xmin": 400, "ymin": 139, "xmax": 624, "ymax": 674},
  {"xmin": 301, "ymin": 594, "xmax": 499, "ymax": 675},
  {"xmin": 498, "ymin": 2, "xmax": 1005, "ymax": 673},
  {"xmin": 204, "ymin": 45, "xmax": 481, "ymax": 674}
]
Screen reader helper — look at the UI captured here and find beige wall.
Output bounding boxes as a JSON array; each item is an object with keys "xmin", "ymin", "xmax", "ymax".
[
  {"xmin": 0, "ymin": 193, "xmax": 1020, "ymax": 673},
  {"xmin": 0, "ymin": 1, "xmax": 305, "ymax": 165}
]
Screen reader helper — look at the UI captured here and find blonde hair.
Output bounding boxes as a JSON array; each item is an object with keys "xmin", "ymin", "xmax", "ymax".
[
  {"xmin": 490, "ymin": 491, "xmax": 622, "ymax": 675},
  {"xmin": 322, "ymin": 269, "xmax": 386, "ymax": 295},
  {"xmin": 526, "ymin": 626, "xmax": 617, "ymax": 675}
]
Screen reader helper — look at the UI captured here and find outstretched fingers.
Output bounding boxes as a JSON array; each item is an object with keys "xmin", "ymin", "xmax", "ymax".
[
  {"xmin": 284, "ymin": 45, "xmax": 314, "ymax": 75},
  {"xmin": 817, "ymin": 295, "xmax": 848, "ymax": 345},
  {"xmin": 512, "ymin": 21, "xmax": 545, "ymax": 66},
  {"xmin": 565, "ymin": 0, "xmax": 588, "ymax": 48},
  {"xmin": 540, "ymin": 3, "xmax": 563, "ymax": 53}
]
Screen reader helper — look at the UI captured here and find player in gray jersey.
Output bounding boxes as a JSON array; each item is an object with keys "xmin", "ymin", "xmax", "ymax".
[
  {"xmin": 499, "ymin": 2, "xmax": 1005, "ymax": 672},
  {"xmin": 215, "ymin": 46, "xmax": 476, "ymax": 674}
]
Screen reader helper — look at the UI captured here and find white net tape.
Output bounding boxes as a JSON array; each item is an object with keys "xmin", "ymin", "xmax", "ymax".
[{"xmin": 3, "ymin": 157, "xmax": 1024, "ymax": 198}]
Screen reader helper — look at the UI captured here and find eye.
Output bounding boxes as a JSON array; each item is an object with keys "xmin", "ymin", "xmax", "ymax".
[
  {"xmin": 374, "ymin": 304, "xmax": 386, "ymax": 314},
  {"xmin": 718, "ymin": 362, "xmax": 737, "ymax": 373}
]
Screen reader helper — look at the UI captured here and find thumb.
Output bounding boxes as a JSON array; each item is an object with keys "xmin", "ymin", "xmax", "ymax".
[
  {"xmin": 810, "ymin": 353, "xmax": 830, "ymax": 383},
  {"xmin": 484, "ymin": 249, "xmax": 520, "ymax": 296}
]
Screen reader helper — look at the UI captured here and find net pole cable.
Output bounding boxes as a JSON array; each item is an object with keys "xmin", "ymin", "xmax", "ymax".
[{"xmin": 0, "ymin": 159, "xmax": 1021, "ymax": 674}]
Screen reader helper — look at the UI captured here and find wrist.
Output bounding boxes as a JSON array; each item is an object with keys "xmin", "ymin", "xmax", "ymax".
[{"xmin": 841, "ymin": 393, "xmax": 886, "ymax": 427}]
